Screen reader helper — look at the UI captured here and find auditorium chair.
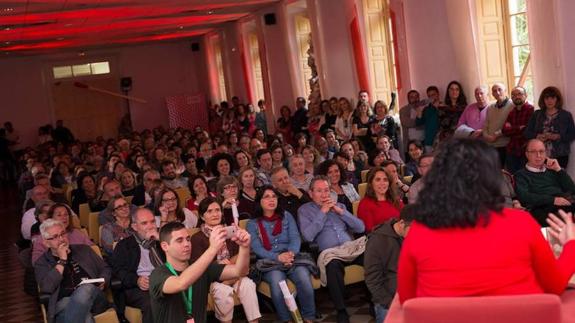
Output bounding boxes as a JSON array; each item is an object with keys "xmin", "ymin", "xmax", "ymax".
[
  {"xmin": 39, "ymin": 245, "xmax": 119, "ymax": 323},
  {"xmin": 358, "ymin": 183, "xmax": 367, "ymax": 198},
  {"xmin": 385, "ymin": 294, "xmax": 563, "ymax": 323}
]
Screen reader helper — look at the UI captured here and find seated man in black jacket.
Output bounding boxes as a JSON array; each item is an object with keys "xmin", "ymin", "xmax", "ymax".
[
  {"xmin": 35, "ymin": 218, "xmax": 111, "ymax": 323},
  {"xmin": 110, "ymin": 208, "xmax": 164, "ymax": 323},
  {"xmin": 364, "ymin": 207, "xmax": 414, "ymax": 323}
]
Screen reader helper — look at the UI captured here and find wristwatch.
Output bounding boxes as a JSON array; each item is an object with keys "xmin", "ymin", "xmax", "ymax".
[{"xmin": 56, "ymin": 259, "xmax": 67, "ymax": 266}]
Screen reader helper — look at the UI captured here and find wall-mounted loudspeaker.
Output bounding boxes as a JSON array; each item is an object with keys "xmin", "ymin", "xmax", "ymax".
[
  {"xmin": 264, "ymin": 13, "xmax": 276, "ymax": 25},
  {"xmin": 191, "ymin": 42, "xmax": 200, "ymax": 52},
  {"xmin": 121, "ymin": 77, "xmax": 132, "ymax": 92}
]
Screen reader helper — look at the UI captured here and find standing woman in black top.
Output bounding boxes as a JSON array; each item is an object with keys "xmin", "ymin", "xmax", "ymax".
[
  {"xmin": 353, "ymin": 101, "xmax": 374, "ymax": 151},
  {"xmin": 525, "ymin": 86, "xmax": 575, "ymax": 167}
]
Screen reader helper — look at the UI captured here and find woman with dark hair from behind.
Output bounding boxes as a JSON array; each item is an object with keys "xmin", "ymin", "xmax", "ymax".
[
  {"xmin": 398, "ymin": 138, "xmax": 575, "ymax": 304},
  {"xmin": 246, "ymin": 186, "xmax": 317, "ymax": 323},
  {"xmin": 525, "ymin": 86, "xmax": 575, "ymax": 167}
]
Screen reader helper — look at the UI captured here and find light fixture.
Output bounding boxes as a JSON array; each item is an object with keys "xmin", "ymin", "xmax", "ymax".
[
  {"xmin": 179, "ymin": 25, "xmax": 184, "ymax": 29},
  {"xmin": 78, "ymin": 52, "xmax": 86, "ymax": 56},
  {"xmin": 3, "ymin": 8, "xmax": 14, "ymax": 12},
  {"xmin": 207, "ymin": 10, "xmax": 214, "ymax": 15}
]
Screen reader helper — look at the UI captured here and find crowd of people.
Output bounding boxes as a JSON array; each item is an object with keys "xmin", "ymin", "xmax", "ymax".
[{"xmin": 5, "ymin": 81, "xmax": 575, "ymax": 323}]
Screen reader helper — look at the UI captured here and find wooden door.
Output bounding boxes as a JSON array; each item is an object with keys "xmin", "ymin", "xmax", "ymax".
[{"xmin": 52, "ymin": 78, "xmax": 123, "ymax": 141}]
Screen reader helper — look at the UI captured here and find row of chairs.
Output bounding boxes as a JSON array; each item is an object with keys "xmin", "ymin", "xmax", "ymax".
[{"xmin": 70, "ymin": 183, "xmax": 364, "ymax": 323}]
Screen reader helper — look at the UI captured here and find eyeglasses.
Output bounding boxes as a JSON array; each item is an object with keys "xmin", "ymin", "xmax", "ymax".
[
  {"xmin": 224, "ymin": 184, "xmax": 238, "ymax": 190},
  {"xmin": 46, "ymin": 231, "xmax": 68, "ymax": 241},
  {"xmin": 114, "ymin": 203, "xmax": 129, "ymax": 211},
  {"xmin": 162, "ymin": 197, "xmax": 178, "ymax": 202},
  {"xmin": 526, "ymin": 150, "xmax": 546, "ymax": 155}
]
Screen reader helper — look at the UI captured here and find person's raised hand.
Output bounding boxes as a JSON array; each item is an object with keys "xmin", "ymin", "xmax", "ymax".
[
  {"xmin": 546, "ymin": 209, "xmax": 575, "ymax": 246},
  {"xmin": 208, "ymin": 225, "xmax": 227, "ymax": 252},
  {"xmin": 546, "ymin": 158, "xmax": 561, "ymax": 172},
  {"xmin": 231, "ymin": 226, "xmax": 251, "ymax": 248}
]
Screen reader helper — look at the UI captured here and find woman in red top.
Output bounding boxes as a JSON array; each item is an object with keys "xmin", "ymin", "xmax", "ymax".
[
  {"xmin": 398, "ymin": 139, "xmax": 575, "ymax": 304},
  {"xmin": 358, "ymin": 167, "xmax": 403, "ymax": 232}
]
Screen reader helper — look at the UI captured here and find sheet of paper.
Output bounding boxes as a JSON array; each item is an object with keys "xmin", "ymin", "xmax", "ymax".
[{"xmin": 77, "ymin": 278, "xmax": 105, "ymax": 287}]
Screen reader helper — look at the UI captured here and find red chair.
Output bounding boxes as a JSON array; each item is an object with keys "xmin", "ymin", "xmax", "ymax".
[{"xmin": 386, "ymin": 294, "xmax": 562, "ymax": 323}]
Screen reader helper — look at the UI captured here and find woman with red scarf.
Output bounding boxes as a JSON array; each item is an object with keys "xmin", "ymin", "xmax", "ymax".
[{"xmin": 246, "ymin": 186, "xmax": 317, "ymax": 323}]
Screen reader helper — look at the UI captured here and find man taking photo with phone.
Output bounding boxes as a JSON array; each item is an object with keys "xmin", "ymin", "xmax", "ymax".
[{"xmin": 149, "ymin": 219, "xmax": 251, "ymax": 323}]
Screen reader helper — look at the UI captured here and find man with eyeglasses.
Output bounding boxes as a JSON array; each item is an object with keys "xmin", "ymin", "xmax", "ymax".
[
  {"xmin": 111, "ymin": 208, "xmax": 164, "ymax": 323},
  {"xmin": 298, "ymin": 176, "xmax": 365, "ymax": 323},
  {"xmin": 35, "ymin": 219, "xmax": 111, "ymax": 323},
  {"xmin": 515, "ymin": 139, "xmax": 575, "ymax": 226}
]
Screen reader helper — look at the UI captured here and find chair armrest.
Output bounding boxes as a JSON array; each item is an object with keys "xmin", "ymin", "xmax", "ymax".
[
  {"xmin": 38, "ymin": 293, "xmax": 50, "ymax": 307},
  {"xmin": 110, "ymin": 277, "xmax": 123, "ymax": 290}
]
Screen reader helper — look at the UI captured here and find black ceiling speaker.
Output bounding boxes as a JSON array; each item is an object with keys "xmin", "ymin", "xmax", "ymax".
[
  {"xmin": 121, "ymin": 77, "xmax": 132, "ymax": 92},
  {"xmin": 191, "ymin": 42, "xmax": 200, "ymax": 51},
  {"xmin": 264, "ymin": 13, "xmax": 276, "ymax": 25}
]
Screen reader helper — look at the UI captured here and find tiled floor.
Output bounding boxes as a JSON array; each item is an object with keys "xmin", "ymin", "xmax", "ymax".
[
  {"xmin": 0, "ymin": 185, "xmax": 374, "ymax": 323},
  {"xmin": 0, "ymin": 186, "xmax": 43, "ymax": 323}
]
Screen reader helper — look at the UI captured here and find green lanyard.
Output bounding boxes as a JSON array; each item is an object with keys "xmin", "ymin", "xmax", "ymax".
[{"xmin": 165, "ymin": 262, "xmax": 193, "ymax": 316}]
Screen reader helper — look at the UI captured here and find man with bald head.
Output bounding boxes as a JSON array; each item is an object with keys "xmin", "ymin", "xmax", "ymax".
[
  {"xmin": 482, "ymin": 83, "xmax": 514, "ymax": 166},
  {"xmin": 110, "ymin": 208, "xmax": 163, "ymax": 323},
  {"xmin": 502, "ymin": 86, "xmax": 534, "ymax": 173},
  {"xmin": 515, "ymin": 139, "xmax": 575, "ymax": 226},
  {"xmin": 455, "ymin": 86, "xmax": 489, "ymax": 138}
]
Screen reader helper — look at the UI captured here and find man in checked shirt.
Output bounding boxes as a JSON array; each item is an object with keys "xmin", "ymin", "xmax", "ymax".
[{"xmin": 502, "ymin": 86, "xmax": 534, "ymax": 174}]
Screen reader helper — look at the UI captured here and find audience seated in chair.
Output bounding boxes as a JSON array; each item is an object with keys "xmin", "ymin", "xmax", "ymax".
[
  {"xmin": 99, "ymin": 196, "xmax": 134, "ymax": 258},
  {"xmin": 247, "ymin": 186, "xmax": 317, "ymax": 323},
  {"xmin": 110, "ymin": 208, "xmax": 164, "ymax": 323},
  {"xmin": 271, "ymin": 167, "xmax": 311, "ymax": 218},
  {"xmin": 515, "ymin": 139, "xmax": 575, "ymax": 226},
  {"xmin": 149, "ymin": 221, "xmax": 251, "ymax": 323},
  {"xmin": 298, "ymin": 176, "xmax": 365, "ymax": 323},
  {"xmin": 32, "ymin": 203, "xmax": 92, "ymax": 264},
  {"xmin": 35, "ymin": 219, "xmax": 111, "ymax": 323},
  {"xmin": 191, "ymin": 197, "xmax": 261, "ymax": 323},
  {"xmin": 357, "ymin": 167, "xmax": 403, "ymax": 233}
]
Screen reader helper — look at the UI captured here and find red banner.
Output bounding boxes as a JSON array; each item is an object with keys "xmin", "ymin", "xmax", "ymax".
[{"xmin": 165, "ymin": 93, "xmax": 208, "ymax": 129}]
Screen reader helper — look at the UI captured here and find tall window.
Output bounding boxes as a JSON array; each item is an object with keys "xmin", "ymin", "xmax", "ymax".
[
  {"xmin": 362, "ymin": 0, "xmax": 398, "ymax": 106},
  {"xmin": 476, "ymin": 0, "xmax": 532, "ymax": 97},
  {"xmin": 506, "ymin": 0, "xmax": 532, "ymax": 96},
  {"xmin": 213, "ymin": 37, "xmax": 228, "ymax": 102},
  {"xmin": 294, "ymin": 14, "xmax": 312, "ymax": 96},
  {"xmin": 248, "ymin": 32, "xmax": 265, "ymax": 103}
]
